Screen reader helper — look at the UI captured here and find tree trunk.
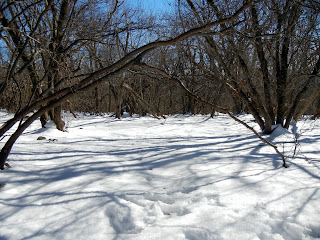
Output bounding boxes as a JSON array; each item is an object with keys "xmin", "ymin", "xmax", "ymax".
[
  {"xmin": 294, "ymin": 84, "xmax": 320, "ymax": 122},
  {"xmin": 40, "ymin": 113, "xmax": 50, "ymax": 128},
  {"xmin": 0, "ymin": 107, "xmax": 49, "ymax": 169},
  {"xmin": 95, "ymin": 87, "xmax": 100, "ymax": 113},
  {"xmin": 53, "ymin": 105, "xmax": 65, "ymax": 131},
  {"xmin": 0, "ymin": 50, "xmax": 140, "ymax": 169},
  {"xmin": 276, "ymin": 2, "xmax": 301, "ymax": 126}
]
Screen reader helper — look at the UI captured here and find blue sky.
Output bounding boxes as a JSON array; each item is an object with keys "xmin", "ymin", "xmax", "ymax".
[{"xmin": 126, "ymin": 0, "xmax": 174, "ymax": 13}]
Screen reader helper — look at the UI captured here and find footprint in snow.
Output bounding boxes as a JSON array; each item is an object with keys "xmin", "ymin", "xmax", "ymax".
[{"xmin": 105, "ymin": 202, "xmax": 142, "ymax": 234}]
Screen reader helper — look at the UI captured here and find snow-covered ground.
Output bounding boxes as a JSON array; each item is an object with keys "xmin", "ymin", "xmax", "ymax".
[{"xmin": 0, "ymin": 111, "xmax": 319, "ymax": 240}]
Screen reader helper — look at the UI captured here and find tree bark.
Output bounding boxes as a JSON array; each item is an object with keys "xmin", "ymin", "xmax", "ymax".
[
  {"xmin": 293, "ymin": 84, "xmax": 320, "ymax": 122},
  {"xmin": 250, "ymin": 4, "xmax": 274, "ymax": 133},
  {"xmin": 285, "ymin": 56, "xmax": 320, "ymax": 127},
  {"xmin": 276, "ymin": 2, "xmax": 301, "ymax": 125}
]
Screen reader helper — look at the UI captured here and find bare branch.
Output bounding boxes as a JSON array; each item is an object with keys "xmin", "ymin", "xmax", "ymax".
[{"xmin": 136, "ymin": 62, "xmax": 287, "ymax": 167}]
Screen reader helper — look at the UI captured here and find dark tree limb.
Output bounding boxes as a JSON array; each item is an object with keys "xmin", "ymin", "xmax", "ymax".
[{"xmin": 0, "ymin": 1, "xmax": 254, "ymax": 169}]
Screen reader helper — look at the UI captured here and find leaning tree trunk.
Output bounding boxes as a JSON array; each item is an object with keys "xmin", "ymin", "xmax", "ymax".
[
  {"xmin": 0, "ymin": 119, "xmax": 33, "ymax": 170},
  {"xmin": 0, "ymin": 100, "xmax": 61, "ymax": 169},
  {"xmin": 0, "ymin": 0, "xmax": 256, "ymax": 169}
]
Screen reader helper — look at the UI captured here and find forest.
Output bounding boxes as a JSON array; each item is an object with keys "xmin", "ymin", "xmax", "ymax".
[
  {"xmin": 0, "ymin": 1, "xmax": 320, "ymax": 239},
  {"xmin": 0, "ymin": 0, "xmax": 319, "ymax": 170},
  {"xmin": 0, "ymin": 0, "xmax": 319, "ymax": 167}
]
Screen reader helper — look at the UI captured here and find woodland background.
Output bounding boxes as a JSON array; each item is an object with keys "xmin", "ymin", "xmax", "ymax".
[{"xmin": 0, "ymin": 0, "xmax": 319, "ymax": 168}]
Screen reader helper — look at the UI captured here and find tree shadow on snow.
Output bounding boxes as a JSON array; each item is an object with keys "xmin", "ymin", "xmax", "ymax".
[{"xmin": 1, "ymin": 127, "xmax": 319, "ymax": 239}]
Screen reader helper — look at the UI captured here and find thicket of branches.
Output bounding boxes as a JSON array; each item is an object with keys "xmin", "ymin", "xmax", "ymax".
[{"xmin": 0, "ymin": 0, "xmax": 319, "ymax": 169}]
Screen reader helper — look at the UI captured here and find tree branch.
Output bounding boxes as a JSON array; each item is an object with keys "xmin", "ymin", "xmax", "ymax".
[{"xmin": 136, "ymin": 62, "xmax": 287, "ymax": 167}]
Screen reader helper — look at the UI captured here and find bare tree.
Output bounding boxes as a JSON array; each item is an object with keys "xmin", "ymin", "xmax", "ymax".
[
  {"xmin": 176, "ymin": 0, "xmax": 319, "ymax": 133},
  {"xmin": 0, "ymin": 0, "xmax": 254, "ymax": 170},
  {"xmin": 0, "ymin": 0, "xmax": 132, "ymax": 127}
]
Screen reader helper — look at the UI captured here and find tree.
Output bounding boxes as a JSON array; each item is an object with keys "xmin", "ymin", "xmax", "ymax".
[
  {"xmin": 1, "ymin": 0, "xmax": 146, "ymax": 124},
  {"xmin": 177, "ymin": 0, "xmax": 320, "ymax": 133},
  {"xmin": 0, "ymin": 0, "xmax": 254, "ymax": 170}
]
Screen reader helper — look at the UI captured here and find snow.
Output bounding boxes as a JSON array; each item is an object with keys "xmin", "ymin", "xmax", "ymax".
[{"xmin": 0, "ymin": 110, "xmax": 319, "ymax": 240}]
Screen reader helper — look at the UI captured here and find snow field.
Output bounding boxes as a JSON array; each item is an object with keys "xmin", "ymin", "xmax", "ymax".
[{"xmin": 0, "ymin": 111, "xmax": 319, "ymax": 240}]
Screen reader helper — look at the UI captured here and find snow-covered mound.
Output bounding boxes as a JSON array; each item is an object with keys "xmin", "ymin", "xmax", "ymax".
[{"xmin": 0, "ymin": 111, "xmax": 319, "ymax": 240}]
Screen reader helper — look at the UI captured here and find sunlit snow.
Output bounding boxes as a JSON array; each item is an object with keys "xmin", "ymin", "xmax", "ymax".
[{"xmin": 0, "ymin": 111, "xmax": 319, "ymax": 240}]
